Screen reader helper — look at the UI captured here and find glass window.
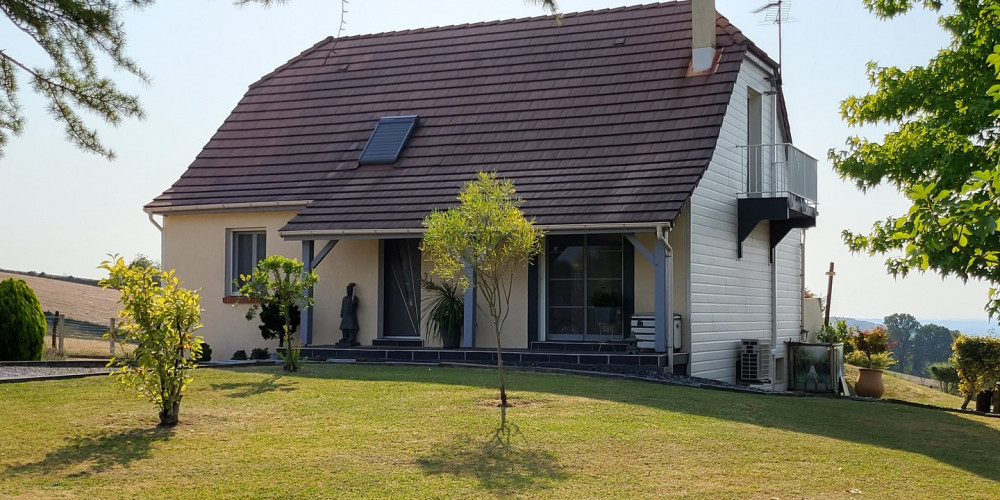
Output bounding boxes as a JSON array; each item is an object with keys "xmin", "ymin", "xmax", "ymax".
[
  {"xmin": 230, "ymin": 231, "xmax": 266, "ymax": 294},
  {"xmin": 546, "ymin": 234, "xmax": 623, "ymax": 338}
]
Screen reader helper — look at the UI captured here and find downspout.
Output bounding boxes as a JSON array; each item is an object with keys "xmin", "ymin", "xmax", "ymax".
[
  {"xmin": 769, "ymin": 66, "xmax": 780, "ymax": 391},
  {"xmin": 656, "ymin": 223, "xmax": 674, "ymax": 374},
  {"xmin": 147, "ymin": 212, "xmax": 164, "ymax": 275},
  {"xmin": 147, "ymin": 212, "xmax": 163, "ymax": 232}
]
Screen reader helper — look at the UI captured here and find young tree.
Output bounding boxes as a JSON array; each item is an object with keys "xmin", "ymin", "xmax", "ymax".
[
  {"xmin": 830, "ymin": 0, "xmax": 1000, "ymax": 317},
  {"xmin": 235, "ymin": 255, "xmax": 318, "ymax": 372},
  {"xmin": 422, "ymin": 172, "xmax": 543, "ymax": 431},
  {"xmin": 99, "ymin": 255, "xmax": 204, "ymax": 426}
]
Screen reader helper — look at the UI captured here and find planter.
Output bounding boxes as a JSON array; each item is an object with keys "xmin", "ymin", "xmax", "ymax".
[
  {"xmin": 442, "ymin": 325, "xmax": 462, "ymax": 349},
  {"xmin": 976, "ymin": 391, "xmax": 993, "ymax": 413},
  {"xmin": 854, "ymin": 367, "xmax": 885, "ymax": 398}
]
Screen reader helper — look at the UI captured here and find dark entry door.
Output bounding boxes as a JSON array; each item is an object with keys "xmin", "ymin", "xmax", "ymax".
[{"xmin": 382, "ymin": 239, "xmax": 421, "ymax": 337}]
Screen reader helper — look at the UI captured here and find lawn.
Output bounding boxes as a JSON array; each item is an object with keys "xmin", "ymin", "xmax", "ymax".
[
  {"xmin": 2, "ymin": 364, "xmax": 999, "ymax": 499},
  {"xmin": 845, "ymin": 364, "xmax": 965, "ymax": 408}
]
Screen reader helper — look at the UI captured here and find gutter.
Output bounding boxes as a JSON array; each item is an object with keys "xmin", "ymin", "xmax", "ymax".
[
  {"xmin": 280, "ymin": 222, "xmax": 670, "ymax": 240},
  {"xmin": 144, "ymin": 200, "xmax": 310, "ymax": 215}
]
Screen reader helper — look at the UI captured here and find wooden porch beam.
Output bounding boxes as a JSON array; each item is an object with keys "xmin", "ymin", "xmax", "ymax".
[{"xmin": 625, "ymin": 234, "xmax": 654, "ymax": 264}]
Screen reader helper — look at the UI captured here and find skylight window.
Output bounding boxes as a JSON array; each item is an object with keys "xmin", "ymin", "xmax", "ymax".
[{"xmin": 358, "ymin": 115, "xmax": 419, "ymax": 165}]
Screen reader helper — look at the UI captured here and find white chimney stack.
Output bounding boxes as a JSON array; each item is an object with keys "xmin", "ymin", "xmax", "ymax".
[{"xmin": 691, "ymin": 0, "xmax": 717, "ymax": 73}]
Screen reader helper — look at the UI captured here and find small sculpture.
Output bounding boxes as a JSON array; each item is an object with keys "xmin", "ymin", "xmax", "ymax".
[{"xmin": 337, "ymin": 283, "xmax": 360, "ymax": 346}]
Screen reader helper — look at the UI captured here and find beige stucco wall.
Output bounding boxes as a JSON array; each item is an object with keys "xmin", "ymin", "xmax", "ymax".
[
  {"xmin": 311, "ymin": 239, "xmax": 380, "ymax": 347},
  {"xmin": 162, "ymin": 211, "xmax": 301, "ymax": 359},
  {"xmin": 803, "ymin": 297, "xmax": 823, "ymax": 343},
  {"xmin": 472, "ymin": 266, "xmax": 529, "ymax": 349},
  {"xmin": 162, "ymin": 211, "xmax": 531, "ymax": 355},
  {"xmin": 631, "ymin": 211, "xmax": 690, "ymax": 351}
]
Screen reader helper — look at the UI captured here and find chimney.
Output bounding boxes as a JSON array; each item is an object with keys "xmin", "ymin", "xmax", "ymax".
[{"xmin": 690, "ymin": 0, "xmax": 717, "ymax": 73}]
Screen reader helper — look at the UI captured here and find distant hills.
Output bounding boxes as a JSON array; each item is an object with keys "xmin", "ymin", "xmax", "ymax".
[
  {"xmin": 0, "ymin": 270, "xmax": 119, "ymax": 326},
  {"xmin": 833, "ymin": 316, "xmax": 999, "ymax": 336}
]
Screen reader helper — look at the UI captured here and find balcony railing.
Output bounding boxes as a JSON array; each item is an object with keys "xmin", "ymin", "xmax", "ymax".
[{"xmin": 738, "ymin": 143, "xmax": 818, "ymax": 204}]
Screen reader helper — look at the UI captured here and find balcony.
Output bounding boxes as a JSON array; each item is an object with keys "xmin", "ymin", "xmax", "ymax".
[{"xmin": 736, "ymin": 144, "xmax": 818, "ymax": 259}]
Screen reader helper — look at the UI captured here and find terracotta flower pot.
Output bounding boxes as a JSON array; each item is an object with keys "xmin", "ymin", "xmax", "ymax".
[{"xmin": 854, "ymin": 367, "xmax": 885, "ymax": 398}]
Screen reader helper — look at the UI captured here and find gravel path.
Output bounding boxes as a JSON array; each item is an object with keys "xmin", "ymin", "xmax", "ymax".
[{"xmin": 0, "ymin": 366, "xmax": 109, "ymax": 382}]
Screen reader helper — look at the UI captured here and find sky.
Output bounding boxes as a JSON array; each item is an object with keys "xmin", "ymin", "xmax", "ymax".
[{"xmin": 0, "ymin": 0, "xmax": 995, "ymax": 327}]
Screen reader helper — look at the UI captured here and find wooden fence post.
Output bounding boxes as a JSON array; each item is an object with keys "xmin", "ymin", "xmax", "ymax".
[
  {"xmin": 109, "ymin": 318, "xmax": 117, "ymax": 355},
  {"xmin": 57, "ymin": 313, "xmax": 65, "ymax": 351},
  {"xmin": 51, "ymin": 310, "xmax": 59, "ymax": 349}
]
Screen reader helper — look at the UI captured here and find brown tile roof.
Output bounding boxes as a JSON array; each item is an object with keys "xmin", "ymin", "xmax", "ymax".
[{"xmin": 147, "ymin": 1, "xmax": 758, "ymax": 234}]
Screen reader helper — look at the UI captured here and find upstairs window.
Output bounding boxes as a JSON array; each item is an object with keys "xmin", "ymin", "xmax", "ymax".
[
  {"xmin": 229, "ymin": 230, "xmax": 266, "ymax": 295},
  {"xmin": 358, "ymin": 115, "xmax": 419, "ymax": 165}
]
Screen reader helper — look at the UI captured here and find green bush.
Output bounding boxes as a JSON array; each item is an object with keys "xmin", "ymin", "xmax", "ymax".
[
  {"xmin": 250, "ymin": 347, "xmax": 270, "ymax": 360},
  {"xmin": 232, "ymin": 350, "xmax": 248, "ymax": 360},
  {"xmin": 0, "ymin": 278, "xmax": 46, "ymax": 361},
  {"xmin": 951, "ymin": 335, "xmax": 1000, "ymax": 408},
  {"xmin": 196, "ymin": 342, "xmax": 212, "ymax": 362},
  {"xmin": 929, "ymin": 362, "xmax": 960, "ymax": 394},
  {"xmin": 817, "ymin": 320, "xmax": 856, "ymax": 355}
]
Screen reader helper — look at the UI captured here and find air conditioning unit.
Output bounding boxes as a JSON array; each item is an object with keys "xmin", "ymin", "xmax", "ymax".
[{"xmin": 739, "ymin": 339, "xmax": 771, "ymax": 383}]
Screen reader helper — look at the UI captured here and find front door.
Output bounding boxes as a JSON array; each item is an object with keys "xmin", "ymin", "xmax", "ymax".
[{"xmin": 382, "ymin": 239, "xmax": 420, "ymax": 337}]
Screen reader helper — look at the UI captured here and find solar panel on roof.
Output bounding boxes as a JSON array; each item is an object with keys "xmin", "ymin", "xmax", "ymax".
[{"xmin": 358, "ymin": 116, "xmax": 418, "ymax": 165}]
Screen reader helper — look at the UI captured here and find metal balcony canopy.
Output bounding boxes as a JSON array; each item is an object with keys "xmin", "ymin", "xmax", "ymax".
[
  {"xmin": 737, "ymin": 143, "xmax": 818, "ymax": 259},
  {"xmin": 358, "ymin": 116, "xmax": 419, "ymax": 165}
]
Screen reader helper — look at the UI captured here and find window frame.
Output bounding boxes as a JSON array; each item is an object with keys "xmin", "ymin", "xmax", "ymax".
[{"xmin": 226, "ymin": 229, "xmax": 267, "ymax": 296}]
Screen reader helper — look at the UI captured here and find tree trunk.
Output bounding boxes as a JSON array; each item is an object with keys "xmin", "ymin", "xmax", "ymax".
[
  {"xmin": 159, "ymin": 398, "xmax": 181, "ymax": 426},
  {"xmin": 494, "ymin": 319, "xmax": 508, "ymax": 430}
]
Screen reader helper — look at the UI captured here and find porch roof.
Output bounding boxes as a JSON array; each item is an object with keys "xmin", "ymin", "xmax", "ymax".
[{"xmin": 147, "ymin": 2, "xmax": 757, "ymax": 232}]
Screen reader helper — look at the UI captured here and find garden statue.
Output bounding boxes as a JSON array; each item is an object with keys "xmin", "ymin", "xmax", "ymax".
[{"xmin": 337, "ymin": 283, "xmax": 360, "ymax": 346}]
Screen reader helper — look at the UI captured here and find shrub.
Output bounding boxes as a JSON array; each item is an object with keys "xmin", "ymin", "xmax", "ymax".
[
  {"xmin": 0, "ymin": 278, "xmax": 46, "ymax": 361},
  {"xmin": 196, "ymin": 342, "xmax": 212, "ymax": 362},
  {"xmin": 232, "ymin": 350, "xmax": 248, "ymax": 360},
  {"xmin": 951, "ymin": 335, "xmax": 1000, "ymax": 409},
  {"xmin": 99, "ymin": 256, "xmax": 204, "ymax": 427},
  {"xmin": 928, "ymin": 362, "xmax": 960, "ymax": 394},
  {"xmin": 250, "ymin": 347, "xmax": 270, "ymax": 360},
  {"xmin": 848, "ymin": 326, "xmax": 896, "ymax": 369},
  {"xmin": 817, "ymin": 320, "xmax": 856, "ymax": 355},
  {"xmin": 258, "ymin": 302, "xmax": 299, "ymax": 345}
]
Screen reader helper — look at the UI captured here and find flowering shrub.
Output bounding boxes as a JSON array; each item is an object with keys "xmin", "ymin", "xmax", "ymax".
[{"xmin": 846, "ymin": 326, "xmax": 897, "ymax": 369}]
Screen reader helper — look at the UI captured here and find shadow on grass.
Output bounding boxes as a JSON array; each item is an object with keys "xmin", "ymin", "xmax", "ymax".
[
  {"xmin": 209, "ymin": 374, "xmax": 295, "ymax": 398},
  {"xmin": 230, "ymin": 363, "xmax": 1000, "ymax": 482},
  {"xmin": 6, "ymin": 427, "xmax": 174, "ymax": 477},
  {"xmin": 417, "ymin": 427, "xmax": 568, "ymax": 495}
]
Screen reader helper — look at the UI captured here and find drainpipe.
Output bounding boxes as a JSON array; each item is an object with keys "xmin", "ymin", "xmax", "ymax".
[
  {"xmin": 656, "ymin": 224, "xmax": 675, "ymax": 374},
  {"xmin": 147, "ymin": 213, "xmax": 164, "ymax": 274}
]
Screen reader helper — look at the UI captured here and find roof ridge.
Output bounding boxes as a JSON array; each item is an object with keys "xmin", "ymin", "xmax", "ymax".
[
  {"xmin": 247, "ymin": 2, "xmax": 700, "ymax": 92},
  {"xmin": 326, "ymin": 2, "xmax": 683, "ymax": 42}
]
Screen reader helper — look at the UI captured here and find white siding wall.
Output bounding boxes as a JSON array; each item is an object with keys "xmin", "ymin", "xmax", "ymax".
[{"xmin": 688, "ymin": 53, "xmax": 803, "ymax": 387}]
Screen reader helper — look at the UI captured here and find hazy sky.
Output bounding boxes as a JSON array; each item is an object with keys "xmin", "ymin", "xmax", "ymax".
[{"xmin": 0, "ymin": 0, "xmax": 994, "ymax": 324}]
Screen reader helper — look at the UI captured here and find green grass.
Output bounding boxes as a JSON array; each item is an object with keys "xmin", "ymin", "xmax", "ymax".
[
  {"xmin": 2, "ymin": 364, "xmax": 1000, "ymax": 499},
  {"xmin": 845, "ymin": 364, "xmax": 965, "ymax": 408}
]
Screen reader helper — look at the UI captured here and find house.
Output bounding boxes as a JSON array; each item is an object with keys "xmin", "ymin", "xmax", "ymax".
[{"xmin": 146, "ymin": 0, "xmax": 817, "ymax": 389}]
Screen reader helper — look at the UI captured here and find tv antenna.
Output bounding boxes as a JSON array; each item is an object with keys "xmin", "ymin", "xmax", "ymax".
[{"xmin": 751, "ymin": 1, "xmax": 790, "ymax": 85}]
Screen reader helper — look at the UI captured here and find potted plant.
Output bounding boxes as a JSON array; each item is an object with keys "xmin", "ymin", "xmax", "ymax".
[
  {"xmin": 590, "ymin": 289, "xmax": 622, "ymax": 325},
  {"xmin": 846, "ymin": 326, "xmax": 897, "ymax": 398},
  {"xmin": 422, "ymin": 279, "xmax": 464, "ymax": 348}
]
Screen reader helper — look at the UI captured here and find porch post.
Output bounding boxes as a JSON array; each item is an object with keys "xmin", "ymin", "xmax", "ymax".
[
  {"xmin": 654, "ymin": 237, "xmax": 667, "ymax": 354},
  {"xmin": 462, "ymin": 263, "xmax": 476, "ymax": 348},
  {"xmin": 301, "ymin": 240, "xmax": 315, "ymax": 346}
]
